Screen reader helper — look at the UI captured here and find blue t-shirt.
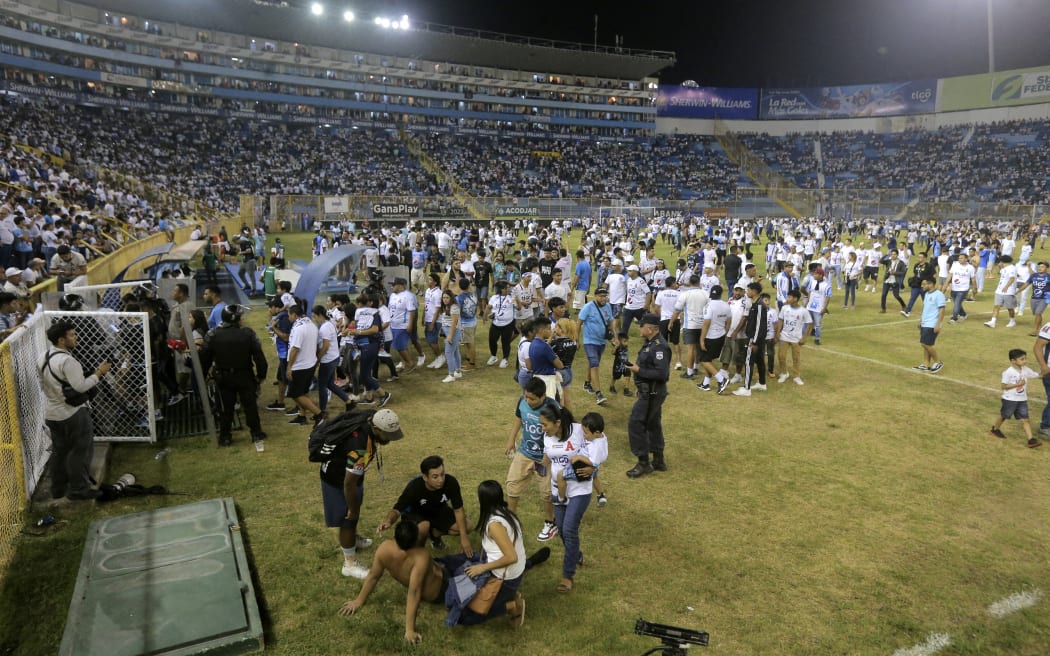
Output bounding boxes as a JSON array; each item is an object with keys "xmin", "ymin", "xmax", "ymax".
[
  {"xmin": 578, "ymin": 301, "xmax": 613, "ymax": 346},
  {"xmin": 574, "ymin": 260, "xmax": 592, "ymax": 292},
  {"xmin": 208, "ymin": 302, "xmax": 227, "ymax": 330},
  {"xmin": 1029, "ymin": 272, "xmax": 1050, "ymax": 300},
  {"xmin": 920, "ymin": 289, "xmax": 946, "ymax": 328},
  {"xmin": 273, "ymin": 310, "xmax": 292, "ymax": 359},
  {"xmin": 515, "ymin": 396, "xmax": 560, "ymax": 461},
  {"xmin": 529, "ymin": 337, "xmax": 558, "ymax": 375}
]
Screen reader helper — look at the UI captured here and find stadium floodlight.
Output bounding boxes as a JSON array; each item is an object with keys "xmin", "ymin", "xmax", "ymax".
[
  {"xmin": 343, "ymin": 9, "xmax": 354, "ymax": 22},
  {"xmin": 310, "ymin": 2, "xmax": 323, "ymax": 16},
  {"xmin": 400, "ymin": 15, "xmax": 409, "ymax": 29}
]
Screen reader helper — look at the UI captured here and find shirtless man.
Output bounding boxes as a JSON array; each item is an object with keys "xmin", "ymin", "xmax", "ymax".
[{"xmin": 339, "ymin": 519, "xmax": 444, "ymax": 644}]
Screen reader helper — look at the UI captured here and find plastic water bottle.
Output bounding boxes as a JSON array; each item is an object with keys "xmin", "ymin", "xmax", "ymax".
[
  {"xmin": 112, "ymin": 473, "xmax": 136, "ymax": 492},
  {"xmin": 154, "ymin": 448, "xmax": 170, "ymax": 461}
]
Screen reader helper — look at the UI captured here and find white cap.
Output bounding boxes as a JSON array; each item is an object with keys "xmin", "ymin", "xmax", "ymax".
[
  {"xmin": 372, "ymin": 409, "xmax": 403, "ymax": 441},
  {"xmin": 4, "ymin": 267, "xmax": 21, "ymax": 277},
  {"xmin": 624, "ymin": 254, "xmax": 635, "ymax": 262},
  {"xmin": 627, "ymin": 264, "xmax": 640, "ymax": 272},
  {"xmin": 611, "ymin": 258, "xmax": 623, "ymax": 266}
]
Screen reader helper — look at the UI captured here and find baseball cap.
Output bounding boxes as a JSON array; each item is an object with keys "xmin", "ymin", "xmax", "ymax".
[
  {"xmin": 595, "ymin": 286, "xmax": 609, "ymax": 295},
  {"xmin": 626, "ymin": 264, "xmax": 640, "ymax": 272},
  {"xmin": 639, "ymin": 313, "xmax": 661, "ymax": 327},
  {"xmin": 372, "ymin": 409, "xmax": 404, "ymax": 441},
  {"xmin": 815, "ymin": 268, "xmax": 826, "ymax": 275},
  {"xmin": 4, "ymin": 267, "xmax": 21, "ymax": 277},
  {"xmin": 611, "ymin": 258, "xmax": 623, "ymax": 266},
  {"xmin": 268, "ymin": 298, "xmax": 284, "ymax": 308},
  {"xmin": 392, "ymin": 277, "xmax": 407, "ymax": 286}
]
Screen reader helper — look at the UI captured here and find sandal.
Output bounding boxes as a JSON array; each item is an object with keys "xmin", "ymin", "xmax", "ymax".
[
  {"xmin": 509, "ymin": 593, "xmax": 525, "ymax": 628},
  {"xmin": 557, "ymin": 578, "xmax": 574, "ymax": 593}
]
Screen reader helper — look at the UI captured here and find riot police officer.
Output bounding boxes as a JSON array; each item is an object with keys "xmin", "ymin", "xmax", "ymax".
[
  {"xmin": 198, "ymin": 304, "xmax": 269, "ymax": 450},
  {"xmin": 626, "ymin": 313, "xmax": 672, "ymax": 478}
]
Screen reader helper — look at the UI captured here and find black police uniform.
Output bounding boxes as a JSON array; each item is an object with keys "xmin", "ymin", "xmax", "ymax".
[
  {"xmin": 627, "ymin": 325, "xmax": 672, "ymax": 472},
  {"xmin": 199, "ymin": 321, "xmax": 268, "ymax": 445}
]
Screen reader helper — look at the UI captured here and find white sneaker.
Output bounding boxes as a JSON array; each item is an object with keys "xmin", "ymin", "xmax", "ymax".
[
  {"xmin": 430, "ymin": 355, "xmax": 446, "ymax": 369},
  {"xmin": 537, "ymin": 520, "xmax": 558, "ymax": 542},
  {"xmin": 499, "ymin": 359, "xmax": 509, "ymax": 368},
  {"xmin": 453, "ymin": 370, "xmax": 463, "ymax": 379},
  {"xmin": 984, "ymin": 320, "xmax": 996, "ymax": 328},
  {"xmin": 732, "ymin": 388, "xmax": 752, "ymax": 396},
  {"xmin": 254, "ymin": 440, "xmax": 265, "ymax": 452},
  {"xmin": 1007, "ymin": 320, "xmax": 1017, "ymax": 328},
  {"xmin": 778, "ymin": 373, "xmax": 790, "ymax": 383},
  {"xmin": 417, "ymin": 355, "xmax": 426, "ymax": 367},
  {"xmin": 674, "ymin": 362, "xmax": 683, "ymax": 370},
  {"xmin": 793, "ymin": 376, "xmax": 805, "ymax": 385},
  {"xmin": 442, "ymin": 375, "xmax": 456, "ymax": 383},
  {"xmin": 487, "ymin": 355, "xmax": 499, "ymax": 366},
  {"xmin": 752, "ymin": 383, "xmax": 767, "ymax": 391},
  {"xmin": 356, "ymin": 536, "xmax": 373, "ymax": 549},
  {"xmin": 395, "ymin": 361, "xmax": 405, "ymax": 371},
  {"xmin": 341, "ymin": 559, "xmax": 370, "ymax": 579},
  {"xmin": 730, "ymin": 374, "xmax": 742, "ymax": 384}
]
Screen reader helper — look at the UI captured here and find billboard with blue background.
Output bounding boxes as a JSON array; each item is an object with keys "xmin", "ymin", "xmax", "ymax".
[
  {"xmin": 656, "ymin": 85, "xmax": 759, "ymax": 119},
  {"xmin": 759, "ymin": 80, "xmax": 937, "ymax": 119}
]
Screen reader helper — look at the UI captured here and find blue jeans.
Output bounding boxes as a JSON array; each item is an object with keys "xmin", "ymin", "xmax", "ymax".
[
  {"xmin": 950, "ymin": 291, "xmax": 968, "ymax": 320},
  {"xmin": 904, "ymin": 286, "xmax": 923, "ymax": 313},
  {"xmin": 358, "ymin": 340, "xmax": 380, "ymax": 392},
  {"xmin": 316, "ymin": 359, "xmax": 348, "ymax": 413},
  {"xmin": 444, "ymin": 328, "xmax": 462, "ymax": 375},
  {"xmin": 809, "ymin": 310, "xmax": 823, "ymax": 339},
  {"xmin": 1041, "ymin": 376, "xmax": 1050, "ymax": 431},
  {"xmin": 554, "ymin": 493, "xmax": 592, "ymax": 581},
  {"xmin": 844, "ymin": 279, "xmax": 858, "ymax": 307}
]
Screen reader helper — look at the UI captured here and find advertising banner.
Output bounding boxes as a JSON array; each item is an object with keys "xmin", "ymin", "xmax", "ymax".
[
  {"xmin": 371, "ymin": 203, "xmax": 419, "ymax": 219},
  {"xmin": 939, "ymin": 67, "xmax": 1050, "ymax": 111},
  {"xmin": 656, "ymin": 85, "xmax": 759, "ymax": 119},
  {"xmin": 422, "ymin": 206, "xmax": 468, "ymax": 218},
  {"xmin": 760, "ymin": 80, "xmax": 937, "ymax": 119},
  {"xmin": 495, "ymin": 206, "xmax": 538, "ymax": 218},
  {"xmin": 704, "ymin": 208, "xmax": 729, "ymax": 219},
  {"xmin": 324, "ymin": 196, "xmax": 350, "ymax": 214}
]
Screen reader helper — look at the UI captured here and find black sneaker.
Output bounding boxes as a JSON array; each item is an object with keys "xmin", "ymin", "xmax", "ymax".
[
  {"xmin": 265, "ymin": 401, "xmax": 286, "ymax": 411},
  {"xmin": 583, "ymin": 382, "xmax": 595, "ymax": 395},
  {"xmin": 679, "ymin": 371, "xmax": 696, "ymax": 379},
  {"xmin": 526, "ymin": 546, "xmax": 551, "ymax": 568},
  {"xmin": 312, "ymin": 413, "xmax": 326, "ymax": 427},
  {"xmin": 717, "ymin": 377, "xmax": 730, "ymax": 395},
  {"xmin": 929, "ymin": 362, "xmax": 944, "ymax": 373},
  {"xmin": 608, "ymin": 386, "xmax": 616, "ymax": 394},
  {"xmin": 378, "ymin": 392, "xmax": 392, "ymax": 408},
  {"xmin": 289, "ymin": 415, "xmax": 308, "ymax": 425},
  {"xmin": 697, "ymin": 383, "xmax": 711, "ymax": 391},
  {"xmin": 913, "ymin": 364, "xmax": 929, "ymax": 371},
  {"xmin": 1028, "ymin": 438, "xmax": 1042, "ymax": 448},
  {"xmin": 623, "ymin": 388, "xmax": 632, "ymax": 397},
  {"xmin": 284, "ymin": 407, "xmax": 300, "ymax": 417},
  {"xmin": 989, "ymin": 427, "xmax": 1006, "ymax": 439},
  {"xmin": 595, "ymin": 392, "xmax": 608, "ymax": 406}
]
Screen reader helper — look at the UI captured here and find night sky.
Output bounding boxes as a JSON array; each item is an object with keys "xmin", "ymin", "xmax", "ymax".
[{"xmin": 304, "ymin": 0, "xmax": 1050, "ymax": 87}]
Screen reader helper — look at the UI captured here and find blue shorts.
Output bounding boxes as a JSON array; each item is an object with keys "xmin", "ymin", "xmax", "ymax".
[
  {"xmin": 276, "ymin": 358, "xmax": 287, "ymax": 382},
  {"xmin": 321, "ymin": 478, "xmax": 364, "ymax": 528},
  {"xmin": 610, "ymin": 303, "xmax": 623, "ymax": 318},
  {"xmin": 919, "ymin": 326, "xmax": 938, "ymax": 346},
  {"xmin": 425, "ymin": 323, "xmax": 440, "ymax": 344},
  {"xmin": 392, "ymin": 329, "xmax": 410, "ymax": 351},
  {"xmin": 476, "ymin": 285, "xmax": 489, "ymax": 301},
  {"xmin": 1001, "ymin": 399, "xmax": 1029, "ymax": 420},
  {"xmin": 584, "ymin": 343, "xmax": 605, "ymax": 368},
  {"xmin": 558, "ymin": 367, "xmax": 573, "ymax": 387}
]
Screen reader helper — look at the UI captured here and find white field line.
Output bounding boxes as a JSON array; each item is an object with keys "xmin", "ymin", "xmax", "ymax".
[
  {"xmin": 891, "ymin": 633, "xmax": 951, "ymax": 656},
  {"xmin": 811, "ymin": 346, "xmax": 1004, "ymax": 396},
  {"xmin": 988, "ymin": 589, "xmax": 1043, "ymax": 618},
  {"xmin": 823, "ymin": 318, "xmax": 915, "ymax": 332}
]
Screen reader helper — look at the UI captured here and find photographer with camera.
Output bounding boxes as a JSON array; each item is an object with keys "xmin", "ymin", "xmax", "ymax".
[
  {"xmin": 41, "ymin": 320, "xmax": 110, "ymax": 500},
  {"xmin": 198, "ymin": 304, "xmax": 269, "ymax": 450}
]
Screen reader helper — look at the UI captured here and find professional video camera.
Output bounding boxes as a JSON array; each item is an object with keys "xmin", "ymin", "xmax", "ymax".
[{"xmin": 635, "ymin": 618, "xmax": 709, "ymax": 656}]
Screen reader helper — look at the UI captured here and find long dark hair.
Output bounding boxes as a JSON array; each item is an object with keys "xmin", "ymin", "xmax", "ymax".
[
  {"xmin": 475, "ymin": 480, "xmax": 521, "ymax": 543},
  {"xmin": 538, "ymin": 405, "xmax": 574, "ymax": 442}
]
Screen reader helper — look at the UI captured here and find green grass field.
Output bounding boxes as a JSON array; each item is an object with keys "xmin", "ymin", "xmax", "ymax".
[{"xmin": 3, "ymin": 231, "xmax": 1050, "ymax": 655}]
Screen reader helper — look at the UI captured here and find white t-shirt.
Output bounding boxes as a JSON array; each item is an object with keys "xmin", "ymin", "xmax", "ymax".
[
  {"xmin": 675, "ymin": 287, "xmax": 710, "ymax": 330},
  {"xmin": 995, "ymin": 264, "xmax": 1018, "ymax": 296},
  {"xmin": 288, "ymin": 317, "xmax": 319, "ymax": 371},
  {"xmin": 513, "ymin": 283, "xmax": 535, "ymax": 321},
  {"xmin": 387, "ymin": 290, "xmax": 417, "ymax": 330},
  {"xmin": 806, "ymin": 279, "xmax": 832, "ymax": 313},
  {"xmin": 378, "ymin": 305, "xmax": 393, "ymax": 342},
  {"xmin": 655, "ymin": 288, "xmax": 680, "ymax": 321},
  {"xmin": 489, "ymin": 293, "xmax": 515, "ymax": 327},
  {"xmin": 317, "ymin": 320, "xmax": 341, "ymax": 364},
  {"xmin": 605, "ymin": 272, "xmax": 627, "ymax": 305},
  {"xmin": 545, "ymin": 282, "xmax": 571, "ymax": 304},
  {"xmin": 948, "ymin": 262, "xmax": 975, "ymax": 292},
  {"xmin": 481, "ymin": 516, "xmax": 526, "ymax": 581},
  {"xmin": 624, "ymin": 277, "xmax": 650, "ymax": 310},
  {"xmin": 703, "ymin": 299, "xmax": 731, "ymax": 339},
  {"xmin": 778, "ymin": 305, "xmax": 812, "ymax": 343},
  {"xmin": 543, "ymin": 423, "xmax": 607, "ymax": 500},
  {"xmin": 1001, "ymin": 365, "xmax": 1038, "ymax": 402}
]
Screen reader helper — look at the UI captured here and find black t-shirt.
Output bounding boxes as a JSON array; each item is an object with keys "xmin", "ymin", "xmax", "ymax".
[
  {"xmin": 538, "ymin": 258, "xmax": 557, "ymax": 287},
  {"xmin": 393, "ymin": 474, "xmax": 464, "ymax": 517},
  {"xmin": 474, "ymin": 260, "xmax": 493, "ymax": 288}
]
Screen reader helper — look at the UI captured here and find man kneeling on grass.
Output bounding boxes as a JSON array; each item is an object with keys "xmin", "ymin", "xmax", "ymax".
[{"xmin": 339, "ymin": 519, "xmax": 549, "ymax": 643}]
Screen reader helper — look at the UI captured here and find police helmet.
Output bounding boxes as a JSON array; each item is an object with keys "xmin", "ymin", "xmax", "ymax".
[
  {"xmin": 221, "ymin": 304, "xmax": 244, "ymax": 324},
  {"xmin": 368, "ymin": 269, "xmax": 385, "ymax": 284},
  {"xmin": 59, "ymin": 293, "xmax": 85, "ymax": 311}
]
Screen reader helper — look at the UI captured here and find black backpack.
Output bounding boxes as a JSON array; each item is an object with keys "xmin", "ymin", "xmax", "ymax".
[{"xmin": 307, "ymin": 410, "xmax": 372, "ymax": 463}]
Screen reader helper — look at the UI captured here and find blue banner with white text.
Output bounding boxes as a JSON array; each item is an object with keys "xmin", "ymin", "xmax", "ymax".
[
  {"xmin": 759, "ymin": 81, "xmax": 937, "ymax": 119},
  {"xmin": 656, "ymin": 85, "xmax": 759, "ymax": 119}
]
